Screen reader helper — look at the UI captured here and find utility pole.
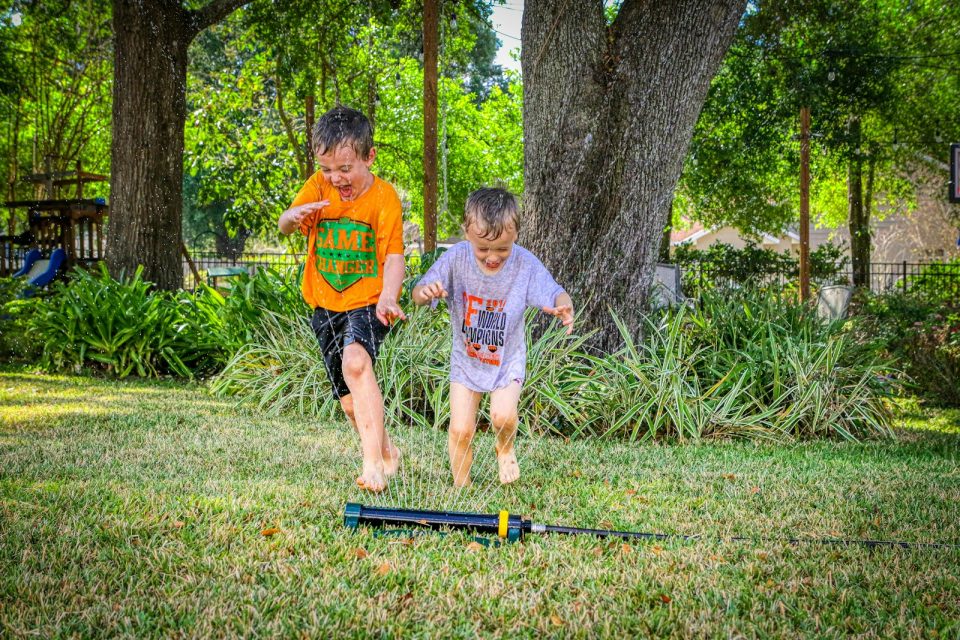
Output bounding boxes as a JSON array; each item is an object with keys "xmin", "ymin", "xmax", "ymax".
[
  {"xmin": 799, "ymin": 106, "xmax": 811, "ymax": 302},
  {"xmin": 423, "ymin": 0, "xmax": 439, "ymax": 253}
]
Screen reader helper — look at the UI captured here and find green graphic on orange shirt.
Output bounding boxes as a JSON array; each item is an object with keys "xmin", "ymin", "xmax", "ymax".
[{"xmin": 312, "ymin": 217, "xmax": 378, "ymax": 292}]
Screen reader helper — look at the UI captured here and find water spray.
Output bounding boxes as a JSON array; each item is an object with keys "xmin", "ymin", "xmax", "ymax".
[{"xmin": 344, "ymin": 503, "xmax": 959, "ymax": 549}]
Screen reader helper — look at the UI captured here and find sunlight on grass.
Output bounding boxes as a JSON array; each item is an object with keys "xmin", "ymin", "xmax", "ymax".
[
  {"xmin": 892, "ymin": 398, "xmax": 960, "ymax": 435},
  {"xmin": 1, "ymin": 372, "xmax": 958, "ymax": 638}
]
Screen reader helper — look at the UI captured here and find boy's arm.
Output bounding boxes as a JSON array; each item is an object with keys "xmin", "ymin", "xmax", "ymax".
[
  {"xmin": 278, "ymin": 200, "xmax": 329, "ymax": 235},
  {"xmin": 542, "ymin": 291, "xmax": 575, "ymax": 334},
  {"xmin": 376, "ymin": 253, "xmax": 407, "ymax": 325}
]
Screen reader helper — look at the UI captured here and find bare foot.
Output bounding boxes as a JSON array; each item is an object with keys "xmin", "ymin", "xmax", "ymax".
[
  {"xmin": 383, "ymin": 445, "xmax": 401, "ymax": 477},
  {"xmin": 356, "ymin": 462, "xmax": 387, "ymax": 493},
  {"xmin": 496, "ymin": 448, "xmax": 520, "ymax": 485}
]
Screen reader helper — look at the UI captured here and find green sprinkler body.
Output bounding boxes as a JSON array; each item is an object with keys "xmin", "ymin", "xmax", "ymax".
[
  {"xmin": 343, "ymin": 503, "xmax": 958, "ymax": 549},
  {"xmin": 344, "ymin": 503, "xmax": 527, "ymax": 542}
]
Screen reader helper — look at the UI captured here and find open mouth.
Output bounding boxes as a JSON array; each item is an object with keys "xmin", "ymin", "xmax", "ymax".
[{"xmin": 337, "ymin": 185, "xmax": 354, "ymax": 200}]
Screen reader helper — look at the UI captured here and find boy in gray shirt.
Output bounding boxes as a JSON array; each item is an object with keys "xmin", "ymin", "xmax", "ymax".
[{"xmin": 412, "ymin": 188, "xmax": 574, "ymax": 487}]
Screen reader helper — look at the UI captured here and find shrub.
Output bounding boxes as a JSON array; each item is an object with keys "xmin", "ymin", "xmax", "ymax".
[
  {"xmin": 852, "ymin": 290, "xmax": 960, "ymax": 406},
  {"xmin": 674, "ymin": 241, "xmax": 849, "ymax": 294},
  {"xmin": 30, "ymin": 265, "xmax": 206, "ymax": 377},
  {"xmin": 0, "ymin": 277, "xmax": 44, "ymax": 361},
  {"xmin": 213, "ymin": 289, "xmax": 897, "ymax": 442}
]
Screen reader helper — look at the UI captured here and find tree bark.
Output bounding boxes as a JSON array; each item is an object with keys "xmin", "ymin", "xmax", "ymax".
[
  {"xmin": 521, "ymin": 0, "xmax": 745, "ymax": 350},
  {"xmin": 847, "ymin": 116, "xmax": 870, "ymax": 288},
  {"xmin": 107, "ymin": 0, "xmax": 248, "ymax": 290}
]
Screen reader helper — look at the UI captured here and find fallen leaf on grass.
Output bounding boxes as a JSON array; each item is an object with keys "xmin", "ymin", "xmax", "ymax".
[
  {"xmin": 651, "ymin": 545, "xmax": 664, "ymax": 556},
  {"xmin": 261, "ymin": 528, "xmax": 280, "ymax": 537},
  {"xmin": 375, "ymin": 562, "xmax": 391, "ymax": 576},
  {"xmin": 659, "ymin": 594, "xmax": 672, "ymax": 604},
  {"xmin": 750, "ymin": 486, "xmax": 760, "ymax": 494},
  {"xmin": 620, "ymin": 543, "xmax": 632, "ymax": 554},
  {"xmin": 624, "ymin": 489, "xmax": 637, "ymax": 496},
  {"xmin": 569, "ymin": 470, "xmax": 582, "ymax": 478},
  {"xmin": 389, "ymin": 537, "xmax": 415, "ymax": 547},
  {"xmin": 173, "ymin": 521, "xmax": 185, "ymax": 529},
  {"xmin": 466, "ymin": 541, "xmax": 485, "ymax": 552},
  {"xmin": 550, "ymin": 614, "xmax": 565, "ymax": 627},
  {"xmin": 352, "ymin": 548, "xmax": 369, "ymax": 559},
  {"xmin": 723, "ymin": 473, "xmax": 736, "ymax": 481}
]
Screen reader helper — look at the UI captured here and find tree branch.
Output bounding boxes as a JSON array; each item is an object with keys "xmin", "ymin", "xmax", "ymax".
[
  {"xmin": 274, "ymin": 69, "xmax": 307, "ymax": 179},
  {"xmin": 186, "ymin": 0, "xmax": 251, "ymax": 38}
]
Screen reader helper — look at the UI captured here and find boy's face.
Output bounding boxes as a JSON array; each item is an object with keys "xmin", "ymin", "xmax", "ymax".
[
  {"xmin": 316, "ymin": 143, "xmax": 376, "ymax": 201},
  {"xmin": 464, "ymin": 221, "xmax": 517, "ymax": 274}
]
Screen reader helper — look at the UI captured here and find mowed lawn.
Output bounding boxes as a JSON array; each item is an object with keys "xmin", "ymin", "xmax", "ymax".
[{"xmin": 1, "ymin": 370, "xmax": 958, "ymax": 638}]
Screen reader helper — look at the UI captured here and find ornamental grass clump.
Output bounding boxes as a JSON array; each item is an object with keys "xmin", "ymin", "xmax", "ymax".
[{"xmin": 211, "ymin": 288, "xmax": 896, "ymax": 443}]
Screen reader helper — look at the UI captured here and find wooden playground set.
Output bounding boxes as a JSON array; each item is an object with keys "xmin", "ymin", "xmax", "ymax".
[{"xmin": 1, "ymin": 160, "xmax": 108, "ymax": 287}]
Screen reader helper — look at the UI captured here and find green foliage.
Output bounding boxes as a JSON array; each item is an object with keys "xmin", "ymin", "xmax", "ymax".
[
  {"xmin": 199, "ymin": 266, "xmax": 310, "ymax": 362},
  {"xmin": 673, "ymin": 242, "xmax": 849, "ymax": 294},
  {"xmin": 678, "ymin": 0, "xmax": 960, "ymax": 236},
  {"xmin": 183, "ymin": 2, "xmax": 521, "ymax": 243},
  {"xmin": 907, "ymin": 258, "xmax": 960, "ymax": 304},
  {"xmin": 852, "ymin": 290, "xmax": 960, "ymax": 406},
  {"xmin": 0, "ymin": 0, "xmax": 112, "ymax": 210},
  {"xmin": 24, "ymin": 264, "xmax": 312, "ymax": 379},
  {"xmin": 0, "ymin": 277, "xmax": 43, "ymax": 361},
  {"xmin": 31, "ymin": 266, "xmax": 201, "ymax": 378},
  {"xmin": 213, "ymin": 290, "xmax": 897, "ymax": 442}
]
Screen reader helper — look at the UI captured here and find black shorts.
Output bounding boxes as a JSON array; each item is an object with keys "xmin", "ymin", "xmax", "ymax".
[{"xmin": 311, "ymin": 304, "xmax": 391, "ymax": 399}]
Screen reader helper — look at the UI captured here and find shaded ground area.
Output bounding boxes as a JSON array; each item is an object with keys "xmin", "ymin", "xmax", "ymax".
[{"xmin": 1, "ymin": 371, "xmax": 958, "ymax": 638}]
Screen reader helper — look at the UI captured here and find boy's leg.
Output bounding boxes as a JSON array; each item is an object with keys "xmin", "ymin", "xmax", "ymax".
[
  {"xmin": 341, "ymin": 343, "xmax": 398, "ymax": 492},
  {"xmin": 449, "ymin": 382, "xmax": 481, "ymax": 487},
  {"xmin": 339, "ymin": 391, "xmax": 400, "ymax": 476},
  {"xmin": 490, "ymin": 381, "xmax": 522, "ymax": 484}
]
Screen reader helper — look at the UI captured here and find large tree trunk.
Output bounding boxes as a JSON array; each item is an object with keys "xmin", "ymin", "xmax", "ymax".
[
  {"xmin": 847, "ymin": 116, "xmax": 871, "ymax": 288},
  {"xmin": 107, "ymin": 0, "xmax": 248, "ymax": 290},
  {"xmin": 521, "ymin": 0, "xmax": 745, "ymax": 350}
]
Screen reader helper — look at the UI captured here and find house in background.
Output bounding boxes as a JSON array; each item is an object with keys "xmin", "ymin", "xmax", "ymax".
[
  {"xmin": 672, "ymin": 174, "xmax": 960, "ymax": 262},
  {"xmin": 671, "ymin": 222, "xmax": 801, "ymax": 254}
]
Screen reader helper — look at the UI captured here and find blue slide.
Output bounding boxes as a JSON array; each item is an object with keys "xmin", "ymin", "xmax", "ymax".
[
  {"xmin": 15, "ymin": 248, "xmax": 66, "ymax": 297},
  {"xmin": 11, "ymin": 248, "xmax": 41, "ymax": 278}
]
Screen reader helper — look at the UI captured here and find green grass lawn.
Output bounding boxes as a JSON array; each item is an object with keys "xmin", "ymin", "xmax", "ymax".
[{"xmin": 1, "ymin": 370, "xmax": 958, "ymax": 638}]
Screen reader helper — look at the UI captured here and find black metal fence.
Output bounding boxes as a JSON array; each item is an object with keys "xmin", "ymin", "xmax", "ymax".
[
  {"xmin": 681, "ymin": 260, "xmax": 960, "ymax": 297},
  {"xmin": 183, "ymin": 250, "xmax": 302, "ymax": 289},
  {"xmin": 181, "ymin": 250, "xmax": 426, "ymax": 289},
  {"xmin": 5, "ymin": 244, "xmax": 956, "ymax": 298}
]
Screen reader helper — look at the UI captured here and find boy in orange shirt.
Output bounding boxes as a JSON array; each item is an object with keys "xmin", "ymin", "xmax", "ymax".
[{"xmin": 278, "ymin": 106, "xmax": 405, "ymax": 492}]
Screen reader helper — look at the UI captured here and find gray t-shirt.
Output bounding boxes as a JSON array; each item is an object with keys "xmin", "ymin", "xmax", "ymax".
[{"xmin": 419, "ymin": 241, "xmax": 565, "ymax": 392}]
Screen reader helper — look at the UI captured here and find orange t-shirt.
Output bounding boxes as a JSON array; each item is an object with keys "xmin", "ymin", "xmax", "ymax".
[{"xmin": 292, "ymin": 172, "xmax": 404, "ymax": 311}]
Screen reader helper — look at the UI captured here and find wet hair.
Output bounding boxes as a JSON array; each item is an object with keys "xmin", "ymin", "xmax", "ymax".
[
  {"xmin": 463, "ymin": 187, "xmax": 520, "ymax": 240},
  {"xmin": 312, "ymin": 106, "xmax": 374, "ymax": 159}
]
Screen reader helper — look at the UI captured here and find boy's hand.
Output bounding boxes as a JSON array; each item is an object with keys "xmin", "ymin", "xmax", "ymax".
[
  {"xmin": 279, "ymin": 200, "xmax": 329, "ymax": 234},
  {"xmin": 420, "ymin": 281, "xmax": 448, "ymax": 301},
  {"xmin": 376, "ymin": 297, "xmax": 407, "ymax": 326},
  {"xmin": 542, "ymin": 304, "xmax": 575, "ymax": 334}
]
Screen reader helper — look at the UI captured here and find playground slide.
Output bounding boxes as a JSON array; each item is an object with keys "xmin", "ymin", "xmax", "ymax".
[
  {"xmin": 15, "ymin": 248, "xmax": 66, "ymax": 296},
  {"xmin": 11, "ymin": 248, "xmax": 41, "ymax": 278}
]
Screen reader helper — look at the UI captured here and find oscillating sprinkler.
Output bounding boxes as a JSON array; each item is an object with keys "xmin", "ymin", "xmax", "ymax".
[{"xmin": 344, "ymin": 503, "xmax": 959, "ymax": 549}]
